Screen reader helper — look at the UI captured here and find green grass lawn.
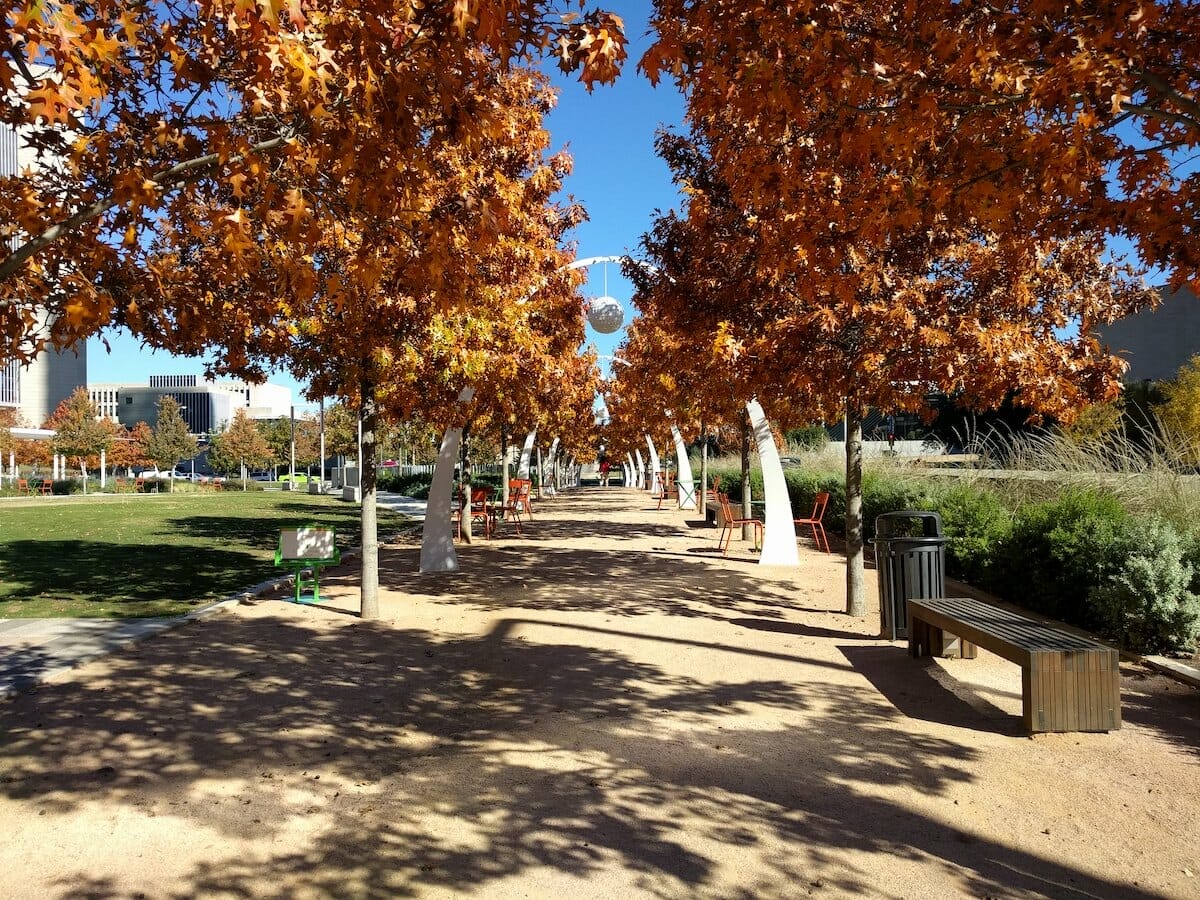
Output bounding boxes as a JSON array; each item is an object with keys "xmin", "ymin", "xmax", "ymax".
[{"xmin": 0, "ymin": 492, "xmax": 414, "ymax": 618}]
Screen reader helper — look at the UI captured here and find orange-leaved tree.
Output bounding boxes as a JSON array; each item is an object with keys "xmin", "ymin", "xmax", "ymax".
[
  {"xmin": 1, "ymin": 0, "xmax": 626, "ymax": 363},
  {"xmin": 140, "ymin": 64, "xmax": 595, "ymax": 616},
  {"xmin": 45, "ymin": 386, "xmax": 110, "ymax": 487},
  {"xmin": 628, "ymin": 116, "xmax": 1154, "ymax": 614},
  {"xmin": 644, "ymin": 1, "xmax": 1200, "ymax": 292}
]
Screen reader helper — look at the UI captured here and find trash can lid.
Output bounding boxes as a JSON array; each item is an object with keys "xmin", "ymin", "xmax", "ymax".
[{"xmin": 874, "ymin": 510, "xmax": 944, "ymax": 538}]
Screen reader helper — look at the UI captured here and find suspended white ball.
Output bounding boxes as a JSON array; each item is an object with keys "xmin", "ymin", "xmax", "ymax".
[{"xmin": 586, "ymin": 295, "xmax": 625, "ymax": 333}]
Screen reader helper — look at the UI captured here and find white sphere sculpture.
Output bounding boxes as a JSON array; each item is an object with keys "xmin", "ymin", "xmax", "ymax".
[{"xmin": 586, "ymin": 295, "xmax": 625, "ymax": 333}]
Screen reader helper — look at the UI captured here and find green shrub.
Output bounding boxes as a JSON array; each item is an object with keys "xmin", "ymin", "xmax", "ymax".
[
  {"xmin": 378, "ymin": 472, "xmax": 433, "ymax": 496},
  {"xmin": 782, "ymin": 469, "xmax": 839, "ymax": 518},
  {"xmin": 860, "ymin": 473, "xmax": 931, "ymax": 539},
  {"xmin": 1090, "ymin": 519, "xmax": 1200, "ymax": 654},
  {"xmin": 705, "ymin": 466, "xmax": 762, "ymax": 505},
  {"xmin": 987, "ymin": 489, "xmax": 1128, "ymax": 627},
  {"xmin": 785, "ymin": 425, "xmax": 830, "ymax": 451},
  {"xmin": 930, "ymin": 483, "xmax": 1013, "ymax": 586}
]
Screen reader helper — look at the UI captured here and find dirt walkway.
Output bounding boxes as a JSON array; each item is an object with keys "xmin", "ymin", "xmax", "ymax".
[{"xmin": 0, "ymin": 487, "xmax": 1196, "ymax": 899}]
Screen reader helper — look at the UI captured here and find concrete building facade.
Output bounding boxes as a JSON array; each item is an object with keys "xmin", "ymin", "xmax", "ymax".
[
  {"xmin": 1, "ymin": 117, "xmax": 88, "ymax": 428},
  {"xmin": 89, "ymin": 375, "xmax": 292, "ymax": 434},
  {"xmin": 1096, "ymin": 285, "xmax": 1200, "ymax": 383}
]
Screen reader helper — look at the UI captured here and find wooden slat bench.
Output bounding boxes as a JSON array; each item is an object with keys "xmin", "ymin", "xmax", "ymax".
[
  {"xmin": 907, "ymin": 597, "xmax": 1121, "ymax": 734},
  {"xmin": 274, "ymin": 527, "xmax": 341, "ymax": 604}
]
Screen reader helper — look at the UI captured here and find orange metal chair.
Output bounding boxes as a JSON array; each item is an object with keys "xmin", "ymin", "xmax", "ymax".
[
  {"xmin": 454, "ymin": 486, "xmax": 495, "ymax": 540},
  {"xmin": 506, "ymin": 478, "xmax": 533, "ymax": 517},
  {"xmin": 470, "ymin": 486, "xmax": 497, "ymax": 538},
  {"xmin": 705, "ymin": 477, "xmax": 721, "ymax": 505},
  {"xmin": 501, "ymin": 481, "xmax": 526, "ymax": 534},
  {"xmin": 656, "ymin": 473, "xmax": 679, "ymax": 510},
  {"xmin": 716, "ymin": 492, "xmax": 763, "ymax": 556},
  {"xmin": 794, "ymin": 491, "xmax": 831, "ymax": 553}
]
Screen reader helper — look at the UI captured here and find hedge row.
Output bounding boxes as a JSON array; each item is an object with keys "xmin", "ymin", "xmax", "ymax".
[{"xmin": 705, "ymin": 463, "xmax": 1200, "ymax": 655}]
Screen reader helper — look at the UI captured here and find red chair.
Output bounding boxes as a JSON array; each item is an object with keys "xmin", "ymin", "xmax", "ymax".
[
  {"xmin": 498, "ymin": 483, "xmax": 524, "ymax": 534},
  {"xmin": 455, "ymin": 487, "xmax": 496, "ymax": 540},
  {"xmin": 716, "ymin": 492, "xmax": 763, "ymax": 556},
  {"xmin": 656, "ymin": 473, "xmax": 679, "ymax": 510},
  {"xmin": 795, "ymin": 491, "xmax": 831, "ymax": 553},
  {"xmin": 470, "ymin": 486, "xmax": 497, "ymax": 538}
]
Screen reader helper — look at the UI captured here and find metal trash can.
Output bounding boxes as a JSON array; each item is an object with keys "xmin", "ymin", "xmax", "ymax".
[{"xmin": 872, "ymin": 511, "xmax": 946, "ymax": 641}]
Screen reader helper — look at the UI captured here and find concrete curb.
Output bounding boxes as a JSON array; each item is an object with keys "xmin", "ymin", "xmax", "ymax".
[{"xmin": 1140, "ymin": 655, "xmax": 1200, "ymax": 689}]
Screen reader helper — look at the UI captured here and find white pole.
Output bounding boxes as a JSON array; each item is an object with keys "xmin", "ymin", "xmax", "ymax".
[
  {"xmin": 100, "ymin": 449, "xmax": 106, "ymax": 489},
  {"xmin": 289, "ymin": 404, "xmax": 297, "ymax": 492},
  {"xmin": 319, "ymin": 398, "xmax": 326, "ymax": 489}
]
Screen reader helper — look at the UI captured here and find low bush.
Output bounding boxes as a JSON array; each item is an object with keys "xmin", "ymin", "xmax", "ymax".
[
  {"xmin": 782, "ymin": 469, "xmax": 840, "ymax": 519},
  {"xmin": 929, "ymin": 483, "xmax": 1013, "ymax": 586},
  {"xmin": 378, "ymin": 472, "xmax": 434, "ymax": 497},
  {"xmin": 860, "ymin": 472, "xmax": 931, "ymax": 539},
  {"xmin": 985, "ymin": 489, "xmax": 1128, "ymax": 628},
  {"xmin": 1090, "ymin": 519, "xmax": 1200, "ymax": 654}
]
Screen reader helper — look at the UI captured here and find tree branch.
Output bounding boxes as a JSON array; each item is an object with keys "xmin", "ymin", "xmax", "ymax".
[
  {"xmin": 1131, "ymin": 69, "xmax": 1200, "ymax": 131},
  {"xmin": 0, "ymin": 132, "xmax": 292, "ymax": 283}
]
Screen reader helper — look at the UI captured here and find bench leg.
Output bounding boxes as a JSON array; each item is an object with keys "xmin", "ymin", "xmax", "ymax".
[
  {"xmin": 1023, "ymin": 651, "xmax": 1121, "ymax": 733},
  {"xmin": 909, "ymin": 617, "xmax": 943, "ymax": 657},
  {"xmin": 908, "ymin": 616, "xmax": 974, "ymax": 659}
]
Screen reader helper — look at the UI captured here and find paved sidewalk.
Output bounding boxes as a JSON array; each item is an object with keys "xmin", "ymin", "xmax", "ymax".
[{"xmin": 0, "ymin": 617, "xmax": 183, "ymax": 698}]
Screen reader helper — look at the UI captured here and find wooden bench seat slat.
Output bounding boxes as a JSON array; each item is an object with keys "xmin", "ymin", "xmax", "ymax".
[{"xmin": 907, "ymin": 596, "xmax": 1120, "ymax": 734}]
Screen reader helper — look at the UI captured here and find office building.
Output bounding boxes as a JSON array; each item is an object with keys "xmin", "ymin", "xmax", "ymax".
[
  {"xmin": 1096, "ymin": 285, "xmax": 1200, "ymax": 383},
  {"xmin": 89, "ymin": 375, "xmax": 292, "ymax": 434},
  {"xmin": 1, "ymin": 117, "xmax": 88, "ymax": 428}
]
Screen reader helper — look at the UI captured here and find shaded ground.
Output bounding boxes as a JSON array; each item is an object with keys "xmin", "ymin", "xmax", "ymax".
[{"xmin": 0, "ymin": 487, "xmax": 1196, "ymax": 898}]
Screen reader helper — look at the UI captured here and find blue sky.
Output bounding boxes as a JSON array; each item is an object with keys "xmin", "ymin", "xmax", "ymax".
[{"xmin": 86, "ymin": 0, "xmax": 684, "ymax": 410}]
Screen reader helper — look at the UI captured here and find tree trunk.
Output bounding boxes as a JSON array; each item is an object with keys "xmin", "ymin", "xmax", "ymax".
[
  {"xmin": 360, "ymin": 383, "xmax": 380, "ymax": 620},
  {"xmin": 698, "ymin": 422, "xmax": 708, "ymax": 521},
  {"xmin": 460, "ymin": 422, "xmax": 473, "ymax": 544},
  {"xmin": 741, "ymin": 411, "xmax": 753, "ymax": 541},
  {"xmin": 845, "ymin": 400, "xmax": 867, "ymax": 617},
  {"xmin": 500, "ymin": 427, "xmax": 510, "ymax": 512}
]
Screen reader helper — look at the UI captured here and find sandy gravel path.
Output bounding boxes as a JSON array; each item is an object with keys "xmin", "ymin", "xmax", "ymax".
[{"xmin": 0, "ymin": 486, "xmax": 1196, "ymax": 899}]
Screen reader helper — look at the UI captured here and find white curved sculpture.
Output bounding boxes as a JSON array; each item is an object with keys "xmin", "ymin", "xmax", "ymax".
[
  {"xmin": 420, "ymin": 387, "xmax": 475, "ymax": 574},
  {"xmin": 645, "ymin": 435, "xmax": 661, "ymax": 493},
  {"xmin": 634, "ymin": 449, "xmax": 646, "ymax": 490},
  {"xmin": 517, "ymin": 430, "xmax": 536, "ymax": 479},
  {"xmin": 625, "ymin": 454, "xmax": 635, "ymax": 488},
  {"xmin": 544, "ymin": 437, "xmax": 560, "ymax": 496},
  {"xmin": 747, "ymin": 398, "xmax": 800, "ymax": 567},
  {"xmin": 670, "ymin": 424, "xmax": 696, "ymax": 510}
]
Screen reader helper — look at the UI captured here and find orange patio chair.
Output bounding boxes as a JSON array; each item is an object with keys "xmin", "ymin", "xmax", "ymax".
[
  {"xmin": 716, "ymin": 492, "xmax": 763, "ymax": 556},
  {"xmin": 470, "ymin": 486, "xmax": 497, "ymax": 538},
  {"xmin": 794, "ymin": 491, "xmax": 831, "ymax": 553},
  {"xmin": 500, "ymin": 481, "xmax": 526, "ymax": 535},
  {"xmin": 511, "ymin": 479, "xmax": 533, "ymax": 517},
  {"xmin": 656, "ymin": 473, "xmax": 679, "ymax": 510}
]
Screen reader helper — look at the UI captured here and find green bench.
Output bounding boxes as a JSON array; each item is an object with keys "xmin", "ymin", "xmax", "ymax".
[{"xmin": 274, "ymin": 527, "xmax": 341, "ymax": 603}]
